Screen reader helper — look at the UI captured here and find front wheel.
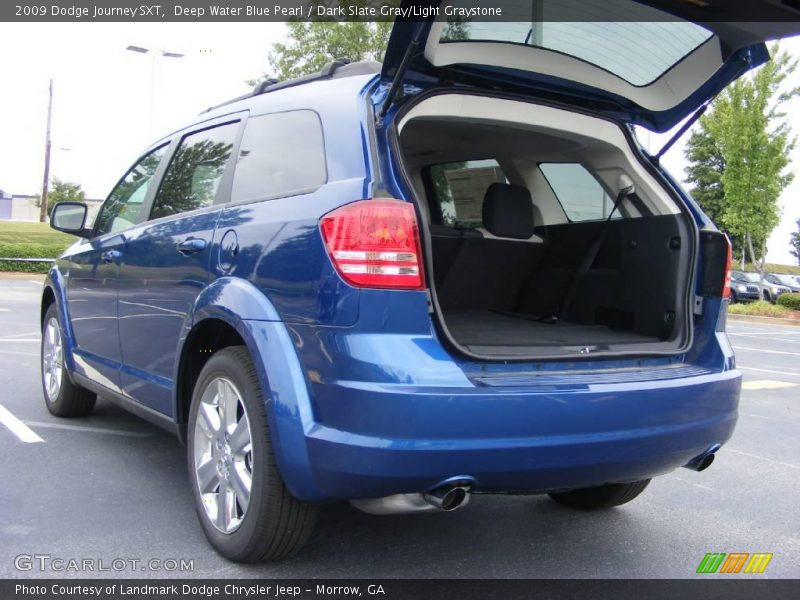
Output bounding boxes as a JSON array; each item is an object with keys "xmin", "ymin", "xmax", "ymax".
[
  {"xmin": 548, "ymin": 480, "xmax": 650, "ymax": 510},
  {"xmin": 187, "ymin": 346, "xmax": 317, "ymax": 562},
  {"xmin": 41, "ymin": 304, "xmax": 96, "ymax": 417}
]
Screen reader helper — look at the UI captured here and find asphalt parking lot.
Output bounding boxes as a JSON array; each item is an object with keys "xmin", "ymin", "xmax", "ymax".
[{"xmin": 0, "ymin": 276, "xmax": 798, "ymax": 579}]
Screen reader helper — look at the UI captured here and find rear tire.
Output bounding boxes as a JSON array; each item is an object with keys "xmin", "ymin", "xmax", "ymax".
[
  {"xmin": 40, "ymin": 304, "xmax": 96, "ymax": 418},
  {"xmin": 548, "ymin": 479, "xmax": 650, "ymax": 510},
  {"xmin": 187, "ymin": 346, "xmax": 317, "ymax": 562}
]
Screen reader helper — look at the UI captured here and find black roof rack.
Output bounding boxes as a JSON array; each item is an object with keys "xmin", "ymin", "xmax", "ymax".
[{"xmin": 201, "ymin": 59, "xmax": 382, "ymax": 114}]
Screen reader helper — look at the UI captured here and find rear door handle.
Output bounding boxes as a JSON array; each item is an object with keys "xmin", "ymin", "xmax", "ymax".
[
  {"xmin": 177, "ymin": 238, "xmax": 207, "ymax": 255},
  {"xmin": 101, "ymin": 250, "xmax": 122, "ymax": 263}
]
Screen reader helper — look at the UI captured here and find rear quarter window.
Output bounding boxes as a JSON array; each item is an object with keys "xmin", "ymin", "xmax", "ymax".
[
  {"xmin": 231, "ymin": 110, "xmax": 327, "ymax": 203},
  {"xmin": 539, "ymin": 162, "xmax": 617, "ymax": 222},
  {"xmin": 428, "ymin": 159, "xmax": 507, "ymax": 227}
]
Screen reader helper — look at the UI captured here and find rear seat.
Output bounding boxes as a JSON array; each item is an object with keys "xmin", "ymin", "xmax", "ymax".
[
  {"xmin": 436, "ymin": 183, "xmax": 547, "ymax": 311},
  {"xmin": 429, "ymin": 224, "xmax": 480, "ymax": 288}
]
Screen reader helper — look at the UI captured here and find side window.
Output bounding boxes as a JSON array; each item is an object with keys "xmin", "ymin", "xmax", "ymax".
[
  {"xmin": 231, "ymin": 110, "xmax": 326, "ymax": 203},
  {"xmin": 95, "ymin": 145, "xmax": 167, "ymax": 236},
  {"xmin": 539, "ymin": 163, "xmax": 617, "ymax": 222},
  {"xmin": 427, "ymin": 159, "xmax": 508, "ymax": 227},
  {"xmin": 150, "ymin": 122, "xmax": 238, "ymax": 220}
]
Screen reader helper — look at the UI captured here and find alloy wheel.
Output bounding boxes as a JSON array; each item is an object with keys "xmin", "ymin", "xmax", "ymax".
[
  {"xmin": 192, "ymin": 377, "xmax": 253, "ymax": 534},
  {"xmin": 42, "ymin": 317, "xmax": 63, "ymax": 402}
]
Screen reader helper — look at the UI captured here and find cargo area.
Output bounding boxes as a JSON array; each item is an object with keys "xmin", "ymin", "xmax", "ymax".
[{"xmin": 396, "ymin": 94, "xmax": 694, "ymax": 358}]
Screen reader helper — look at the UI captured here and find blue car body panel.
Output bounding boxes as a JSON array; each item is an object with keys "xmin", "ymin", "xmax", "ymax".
[{"xmin": 43, "ymin": 65, "xmax": 743, "ymax": 504}]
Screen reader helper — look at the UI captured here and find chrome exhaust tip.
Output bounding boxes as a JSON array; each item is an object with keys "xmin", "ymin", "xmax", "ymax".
[
  {"xmin": 683, "ymin": 444, "xmax": 720, "ymax": 472},
  {"xmin": 423, "ymin": 485, "xmax": 471, "ymax": 511},
  {"xmin": 350, "ymin": 482, "xmax": 473, "ymax": 515}
]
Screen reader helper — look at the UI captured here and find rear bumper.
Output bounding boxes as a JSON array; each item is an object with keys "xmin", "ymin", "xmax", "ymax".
[
  {"xmin": 305, "ymin": 377, "xmax": 738, "ymax": 501},
  {"xmin": 732, "ymin": 291, "xmax": 760, "ymax": 302},
  {"xmin": 239, "ymin": 320, "xmax": 740, "ymax": 504}
]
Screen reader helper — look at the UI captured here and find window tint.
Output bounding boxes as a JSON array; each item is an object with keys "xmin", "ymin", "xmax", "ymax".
[
  {"xmin": 231, "ymin": 110, "xmax": 326, "ymax": 203},
  {"xmin": 539, "ymin": 163, "xmax": 616, "ymax": 222},
  {"xmin": 95, "ymin": 145, "xmax": 167, "ymax": 236},
  {"xmin": 428, "ymin": 160, "xmax": 508, "ymax": 227},
  {"xmin": 150, "ymin": 122, "xmax": 238, "ymax": 220},
  {"xmin": 440, "ymin": 0, "xmax": 712, "ymax": 86}
]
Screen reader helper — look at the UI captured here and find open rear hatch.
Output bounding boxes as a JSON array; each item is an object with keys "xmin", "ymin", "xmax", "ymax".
[
  {"xmin": 382, "ymin": 0, "xmax": 800, "ymax": 131},
  {"xmin": 380, "ymin": 0, "xmax": 799, "ymax": 360}
]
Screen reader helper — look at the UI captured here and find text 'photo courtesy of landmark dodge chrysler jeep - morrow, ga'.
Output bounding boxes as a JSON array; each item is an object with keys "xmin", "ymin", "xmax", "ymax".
[{"xmin": 39, "ymin": 0, "xmax": 800, "ymax": 563}]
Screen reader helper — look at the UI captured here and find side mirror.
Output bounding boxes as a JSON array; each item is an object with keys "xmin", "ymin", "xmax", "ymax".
[{"xmin": 50, "ymin": 202, "xmax": 91, "ymax": 238}]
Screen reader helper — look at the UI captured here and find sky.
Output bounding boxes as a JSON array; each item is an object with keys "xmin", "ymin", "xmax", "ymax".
[{"xmin": 0, "ymin": 24, "xmax": 798, "ymax": 264}]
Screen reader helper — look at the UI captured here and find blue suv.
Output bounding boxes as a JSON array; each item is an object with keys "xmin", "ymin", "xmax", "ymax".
[{"xmin": 41, "ymin": 2, "xmax": 798, "ymax": 562}]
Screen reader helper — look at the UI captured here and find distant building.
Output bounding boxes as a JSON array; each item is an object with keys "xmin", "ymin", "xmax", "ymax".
[
  {"xmin": 0, "ymin": 189, "xmax": 105, "ymax": 222},
  {"xmin": 0, "ymin": 190, "xmax": 39, "ymax": 221}
]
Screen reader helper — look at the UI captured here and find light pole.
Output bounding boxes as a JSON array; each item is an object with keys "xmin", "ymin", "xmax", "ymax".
[
  {"xmin": 39, "ymin": 79, "xmax": 53, "ymax": 223},
  {"xmin": 126, "ymin": 45, "xmax": 184, "ymax": 137}
]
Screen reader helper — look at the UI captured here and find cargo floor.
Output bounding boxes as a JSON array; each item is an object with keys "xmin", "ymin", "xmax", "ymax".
[{"xmin": 443, "ymin": 309, "xmax": 659, "ymax": 355}]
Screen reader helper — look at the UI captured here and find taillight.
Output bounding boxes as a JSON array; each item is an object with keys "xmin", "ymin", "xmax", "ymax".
[
  {"xmin": 320, "ymin": 199, "xmax": 425, "ymax": 290},
  {"xmin": 722, "ymin": 236, "xmax": 732, "ymax": 299}
]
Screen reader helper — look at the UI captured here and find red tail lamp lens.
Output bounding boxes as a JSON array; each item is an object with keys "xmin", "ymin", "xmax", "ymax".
[{"xmin": 320, "ymin": 200, "xmax": 425, "ymax": 290}]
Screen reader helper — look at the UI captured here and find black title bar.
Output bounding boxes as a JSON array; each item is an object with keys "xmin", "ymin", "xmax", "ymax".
[
  {"xmin": 4, "ymin": 579, "xmax": 800, "ymax": 600},
  {"xmin": 4, "ymin": 0, "xmax": 800, "ymax": 23}
]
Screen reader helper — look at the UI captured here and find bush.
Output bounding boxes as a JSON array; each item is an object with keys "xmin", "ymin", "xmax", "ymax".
[
  {"xmin": 0, "ymin": 240, "xmax": 66, "ymax": 274},
  {"xmin": 728, "ymin": 300, "xmax": 792, "ymax": 318},
  {"xmin": 776, "ymin": 293, "xmax": 800, "ymax": 311}
]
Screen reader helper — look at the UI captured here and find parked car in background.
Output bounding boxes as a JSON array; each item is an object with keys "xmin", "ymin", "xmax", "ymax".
[
  {"xmin": 765, "ymin": 273, "xmax": 800, "ymax": 294},
  {"xmin": 728, "ymin": 272, "xmax": 761, "ymax": 303},
  {"xmin": 731, "ymin": 271, "xmax": 791, "ymax": 303}
]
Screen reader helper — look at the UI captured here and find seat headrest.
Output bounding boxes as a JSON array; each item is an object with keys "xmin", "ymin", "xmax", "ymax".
[{"xmin": 481, "ymin": 183, "xmax": 535, "ymax": 239}]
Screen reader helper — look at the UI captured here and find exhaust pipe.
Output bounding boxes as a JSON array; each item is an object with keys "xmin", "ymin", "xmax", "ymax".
[
  {"xmin": 683, "ymin": 444, "xmax": 720, "ymax": 472},
  {"xmin": 423, "ymin": 484, "xmax": 471, "ymax": 511},
  {"xmin": 351, "ymin": 482, "xmax": 472, "ymax": 515}
]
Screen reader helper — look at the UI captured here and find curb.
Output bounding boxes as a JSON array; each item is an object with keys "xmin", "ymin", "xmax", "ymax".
[
  {"xmin": 728, "ymin": 314, "xmax": 800, "ymax": 327},
  {"xmin": 0, "ymin": 272, "xmax": 46, "ymax": 280}
]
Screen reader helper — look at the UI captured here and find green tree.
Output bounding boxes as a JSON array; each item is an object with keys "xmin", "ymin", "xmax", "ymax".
[
  {"xmin": 266, "ymin": 20, "xmax": 391, "ymax": 81},
  {"xmin": 791, "ymin": 218, "xmax": 800, "ymax": 265},
  {"xmin": 699, "ymin": 43, "xmax": 799, "ymax": 272},
  {"xmin": 684, "ymin": 126, "xmax": 726, "ymax": 229},
  {"xmin": 151, "ymin": 140, "xmax": 233, "ymax": 219},
  {"xmin": 34, "ymin": 178, "xmax": 86, "ymax": 217},
  {"xmin": 251, "ymin": 3, "xmax": 471, "ymax": 83}
]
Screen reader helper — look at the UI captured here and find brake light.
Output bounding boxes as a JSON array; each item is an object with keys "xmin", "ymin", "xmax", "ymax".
[
  {"xmin": 722, "ymin": 236, "xmax": 732, "ymax": 299},
  {"xmin": 320, "ymin": 199, "xmax": 425, "ymax": 290}
]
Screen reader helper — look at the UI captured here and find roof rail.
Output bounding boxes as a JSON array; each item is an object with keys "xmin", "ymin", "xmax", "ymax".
[{"xmin": 200, "ymin": 59, "xmax": 381, "ymax": 115}]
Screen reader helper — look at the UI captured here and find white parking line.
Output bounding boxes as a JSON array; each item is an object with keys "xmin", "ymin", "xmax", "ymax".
[
  {"xmin": 0, "ymin": 339, "xmax": 40, "ymax": 343},
  {"xmin": 729, "ymin": 334, "xmax": 800, "ymax": 345},
  {"xmin": 0, "ymin": 404, "xmax": 44, "ymax": 443},
  {"xmin": 0, "ymin": 331, "xmax": 40, "ymax": 340},
  {"xmin": 739, "ymin": 365, "xmax": 800, "ymax": 378},
  {"xmin": 726, "ymin": 448, "xmax": 799, "ymax": 471},
  {"xmin": 732, "ymin": 345, "xmax": 800, "ymax": 356},
  {"xmin": 0, "ymin": 349, "xmax": 39, "ymax": 357},
  {"xmin": 0, "ymin": 308, "xmax": 10, "ymax": 312},
  {"xmin": 730, "ymin": 330, "xmax": 800, "ymax": 336},
  {"xmin": 741, "ymin": 380, "xmax": 797, "ymax": 390},
  {"xmin": 23, "ymin": 420, "xmax": 151, "ymax": 438},
  {"xmin": 728, "ymin": 325, "xmax": 800, "ymax": 334},
  {"xmin": 740, "ymin": 412, "xmax": 796, "ymax": 422}
]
